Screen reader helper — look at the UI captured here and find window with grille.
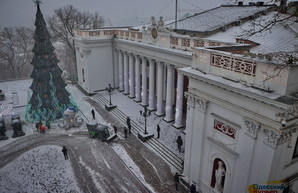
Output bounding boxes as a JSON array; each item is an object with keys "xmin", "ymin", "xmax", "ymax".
[
  {"xmin": 171, "ymin": 37, "xmax": 178, "ymax": 45},
  {"xmin": 182, "ymin": 38, "xmax": 190, "ymax": 47},
  {"xmin": 194, "ymin": 40, "xmax": 205, "ymax": 47}
]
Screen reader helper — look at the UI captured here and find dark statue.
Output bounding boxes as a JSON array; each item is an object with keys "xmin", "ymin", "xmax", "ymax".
[
  {"xmin": 11, "ymin": 114, "xmax": 25, "ymax": 138},
  {"xmin": 0, "ymin": 117, "xmax": 8, "ymax": 140}
]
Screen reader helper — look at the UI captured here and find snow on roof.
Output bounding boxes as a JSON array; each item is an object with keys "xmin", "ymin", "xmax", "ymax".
[
  {"xmin": 166, "ymin": 5, "xmax": 270, "ymax": 32},
  {"xmin": 208, "ymin": 12, "xmax": 298, "ymax": 54}
]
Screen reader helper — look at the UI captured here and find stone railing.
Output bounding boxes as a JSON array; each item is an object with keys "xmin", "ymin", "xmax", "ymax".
[
  {"xmin": 75, "ymin": 29, "xmax": 233, "ymax": 51},
  {"xmin": 211, "ymin": 53, "xmax": 256, "ymax": 76}
]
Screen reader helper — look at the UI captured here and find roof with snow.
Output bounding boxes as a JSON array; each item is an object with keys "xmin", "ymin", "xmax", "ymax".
[
  {"xmin": 208, "ymin": 12, "xmax": 298, "ymax": 54},
  {"xmin": 166, "ymin": 5, "xmax": 275, "ymax": 36}
]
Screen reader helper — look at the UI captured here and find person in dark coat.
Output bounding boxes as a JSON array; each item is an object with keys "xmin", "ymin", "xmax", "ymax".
[
  {"xmin": 126, "ymin": 117, "xmax": 131, "ymax": 134},
  {"xmin": 156, "ymin": 124, "xmax": 160, "ymax": 139},
  {"xmin": 62, "ymin": 146, "xmax": 68, "ymax": 160},
  {"xmin": 176, "ymin": 136, "xmax": 183, "ymax": 152},
  {"xmin": 124, "ymin": 127, "xmax": 128, "ymax": 138},
  {"xmin": 46, "ymin": 119, "xmax": 51, "ymax": 130},
  {"xmin": 35, "ymin": 121, "xmax": 40, "ymax": 132},
  {"xmin": 174, "ymin": 172, "xmax": 183, "ymax": 191},
  {"xmin": 190, "ymin": 184, "xmax": 196, "ymax": 193},
  {"xmin": 36, "ymin": 120, "xmax": 42, "ymax": 132},
  {"xmin": 91, "ymin": 109, "xmax": 95, "ymax": 120},
  {"xmin": 113, "ymin": 125, "xmax": 118, "ymax": 134}
]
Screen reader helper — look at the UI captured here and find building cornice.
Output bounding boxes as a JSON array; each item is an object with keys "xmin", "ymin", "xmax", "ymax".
[
  {"xmin": 115, "ymin": 39, "xmax": 192, "ymax": 68},
  {"xmin": 180, "ymin": 67, "xmax": 288, "ymax": 109},
  {"xmin": 184, "ymin": 85, "xmax": 283, "ymax": 130}
]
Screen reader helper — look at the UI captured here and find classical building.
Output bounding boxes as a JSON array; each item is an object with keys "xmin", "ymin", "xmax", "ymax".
[{"xmin": 73, "ymin": 3, "xmax": 298, "ymax": 193}]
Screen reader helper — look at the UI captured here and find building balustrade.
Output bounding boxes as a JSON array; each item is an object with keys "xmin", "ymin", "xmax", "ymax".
[
  {"xmin": 75, "ymin": 29, "xmax": 235, "ymax": 51},
  {"xmin": 211, "ymin": 53, "xmax": 256, "ymax": 76}
]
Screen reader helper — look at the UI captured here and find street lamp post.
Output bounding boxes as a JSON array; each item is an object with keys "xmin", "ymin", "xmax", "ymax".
[
  {"xmin": 104, "ymin": 83, "xmax": 117, "ymax": 111},
  {"xmin": 106, "ymin": 83, "xmax": 114, "ymax": 106},
  {"xmin": 140, "ymin": 106, "xmax": 151, "ymax": 134}
]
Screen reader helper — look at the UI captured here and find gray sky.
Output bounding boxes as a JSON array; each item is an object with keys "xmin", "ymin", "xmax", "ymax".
[{"xmin": 0, "ymin": 0, "xmax": 276, "ymax": 28}]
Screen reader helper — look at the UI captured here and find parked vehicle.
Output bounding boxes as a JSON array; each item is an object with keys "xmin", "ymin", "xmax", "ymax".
[{"xmin": 86, "ymin": 122, "xmax": 110, "ymax": 141}]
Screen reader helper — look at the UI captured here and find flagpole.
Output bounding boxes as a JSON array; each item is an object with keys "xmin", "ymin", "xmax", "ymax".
[{"xmin": 175, "ymin": 0, "xmax": 177, "ymax": 30}]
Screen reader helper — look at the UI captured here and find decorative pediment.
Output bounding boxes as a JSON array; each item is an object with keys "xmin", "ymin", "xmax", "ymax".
[
  {"xmin": 185, "ymin": 92, "xmax": 208, "ymax": 113},
  {"xmin": 262, "ymin": 127, "xmax": 297, "ymax": 148},
  {"xmin": 244, "ymin": 119, "xmax": 261, "ymax": 139}
]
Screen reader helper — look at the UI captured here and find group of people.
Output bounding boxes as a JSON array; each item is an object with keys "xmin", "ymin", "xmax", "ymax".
[
  {"xmin": 91, "ymin": 109, "xmax": 192, "ymax": 191},
  {"xmin": 35, "ymin": 120, "xmax": 50, "ymax": 134},
  {"xmin": 117, "ymin": 115, "xmax": 184, "ymax": 153}
]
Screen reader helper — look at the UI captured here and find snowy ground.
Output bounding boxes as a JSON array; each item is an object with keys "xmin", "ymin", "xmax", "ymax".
[
  {"xmin": 0, "ymin": 79, "xmax": 187, "ymax": 193},
  {"xmin": 0, "ymin": 145, "xmax": 81, "ymax": 193}
]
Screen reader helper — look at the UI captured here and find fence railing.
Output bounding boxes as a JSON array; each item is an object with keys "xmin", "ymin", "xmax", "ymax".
[{"xmin": 211, "ymin": 53, "xmax": 256, "ymax": 76}]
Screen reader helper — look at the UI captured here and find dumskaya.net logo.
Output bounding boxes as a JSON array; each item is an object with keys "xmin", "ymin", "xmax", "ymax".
[{"xmin": 248, "ymin": 180, "xmax": 285, "ymax": 193}]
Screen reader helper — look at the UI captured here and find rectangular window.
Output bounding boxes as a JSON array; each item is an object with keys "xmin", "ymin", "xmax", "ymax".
[
  {"xmin": 194, "ymin": 40, "xmax": 204, "ymax": 47},
  {"xmin": 182, "ymin": 38, "xmax": 190, "ymax": 47},
  {"xmin": 293, "ymin": 138, "xmax": 298, "ymax": 159},
  {"xmin": 170, "ymin": 37, "xmax": 178, "ymax": 45},
  {"xmin": 137, "ymin": 33, "xmax": 142, "ymax": 39},
  {"xmin": 131, "ymin": 32, "xmax": 136, "ymax": 38}
]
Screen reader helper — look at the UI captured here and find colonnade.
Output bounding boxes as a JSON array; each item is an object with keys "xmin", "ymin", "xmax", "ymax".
[{"xmin": 117, "ymin": 49, "xmax": 185, "ymax": 128}]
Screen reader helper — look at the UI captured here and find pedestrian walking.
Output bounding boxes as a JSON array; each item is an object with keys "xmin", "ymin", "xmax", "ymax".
[
  {"xmin": 124, "ymin": 127, "xmax": 128, "ymax": 138},
  {"xmin": 190, "ymin": 183, "xmax": 196, "ymax": 193},
  {"xmin": 126, "ymin": 116, "xmax": 131, "ymax": 134},
  {"xmin": 113, "ymin": 125, "xmax": 118, "ymax": 134},
  {"xmin": 176, "ymin": 136, "xmax": 183, "ymax": 153},
  {"xmin": 156, "ymin": 124, "xmax": 160, "ymax": 139},
  {"xmin": 46, "ymin": 119, "xmax": 51, "ymax": 130},
  {"xmin": 91, "ymin": 109, "xmax": 95, "ymax": 120},
  {"xmin": 35, "ymin": 121, "xmax": 40, "ymax": 132},
  {"xmin": 62, "ymin": 146, "xmax": 68, "ymax": 160},
  {"xmin": 174, "ymin": 172, "xmax": 183, "ymax": 191}
]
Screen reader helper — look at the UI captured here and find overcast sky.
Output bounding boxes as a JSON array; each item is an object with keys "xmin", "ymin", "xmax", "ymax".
[{"xmin": 0, "ymin": 0, "xmax": 277, "ymax": 28}]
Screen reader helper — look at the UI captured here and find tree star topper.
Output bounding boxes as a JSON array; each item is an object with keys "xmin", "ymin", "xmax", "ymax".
[{"xmin": 33, "ymin": 0, "xmax": 42, "ymax": 6}]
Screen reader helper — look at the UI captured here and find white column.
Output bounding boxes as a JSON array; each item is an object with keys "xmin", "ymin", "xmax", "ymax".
[
  {"xmin": 173, "ymin": 71, "xmax": 184, "ymax": 128},
  {"xmin": 135, "ymin": 55, "xmax": 141, "ymax": 102},
  {"xmin": 164, "ymin": 64, "xmax": 174, "ymax": 122},
  {"xmin": 141, "ymin": 57, "xmax": 148, "ymax": 106},
  {"xmin": 155, "ymin": 61, "xmax": 164, "ymax": 116},
  {"xmin": 148, "ymin": 59, "xmax": 156, "ymax": 111},
  {"xmin": 123, "ymin": 52, "xmax": 129, "ymax": 95},
  {"xmin": 129, "ymin": 53, "xmax": 135, "ymax": 98},
  {"xmin": 118, "ymin": 50, "xmax": 124, "ymax": 91}
]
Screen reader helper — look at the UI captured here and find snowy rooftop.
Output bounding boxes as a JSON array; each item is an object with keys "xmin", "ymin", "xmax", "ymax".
[
  {"xmin": 208, "ymin": 12, "xmax": 298, "ymax": 54},
  {"xmin": 166, "ymin": 5, "xmax": 272, "ymax": 32}
]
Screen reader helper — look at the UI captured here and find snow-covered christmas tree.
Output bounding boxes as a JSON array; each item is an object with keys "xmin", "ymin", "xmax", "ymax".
[{"xmin": 26, "ymin": 0, "xmax": 77, "ymax": 123}]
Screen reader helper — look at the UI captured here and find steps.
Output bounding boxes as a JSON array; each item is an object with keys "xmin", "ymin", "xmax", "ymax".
[{"xmin": 91, "ymin": 93, "xmax": 184, "ymax": 173}]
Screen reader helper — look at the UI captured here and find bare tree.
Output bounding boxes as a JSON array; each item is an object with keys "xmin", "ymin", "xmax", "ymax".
[
  {"xmin": 237, "ymin": 1, "xmax": 298, "ymax": 80},
  {"xmin": 0, "ymin": 27, "xmax": 34, "ymax": 80},
  {"xmin": 47, "ymin": 5, "xmax": 105, "ymax": 83}
]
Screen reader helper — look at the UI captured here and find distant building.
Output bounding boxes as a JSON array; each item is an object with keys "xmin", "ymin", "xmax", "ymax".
[{"xmin": 74, "ymin": 3, "xmax": 298, "ymax": 192}]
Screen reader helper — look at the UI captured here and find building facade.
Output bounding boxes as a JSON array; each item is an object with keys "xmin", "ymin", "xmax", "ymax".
[{"xmin": 73, "ymin": 4, "xmax": 298, "ymax": 192}]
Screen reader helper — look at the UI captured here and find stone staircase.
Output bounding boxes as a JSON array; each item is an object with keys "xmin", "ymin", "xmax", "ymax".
[{"xmin": 91, "ymin": 93, "xmax": 184, "ymax": 173}]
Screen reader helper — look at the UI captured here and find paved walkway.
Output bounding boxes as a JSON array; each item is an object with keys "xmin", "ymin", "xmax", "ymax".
[{"xmin": 87, "ymin": 90, "xmax": 186, "ymax": 173}]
